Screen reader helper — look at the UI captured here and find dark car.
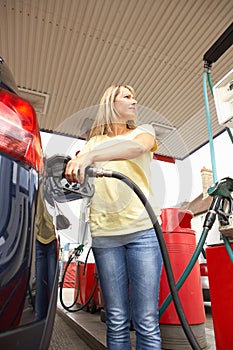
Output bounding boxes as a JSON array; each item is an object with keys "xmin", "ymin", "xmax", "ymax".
[{"xmin": 0, "ymin": 57, "xmax": 59, "ymax": 349}]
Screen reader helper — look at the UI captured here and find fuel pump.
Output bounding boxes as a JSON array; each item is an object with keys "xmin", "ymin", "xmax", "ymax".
[
  {"xmin": 207, "ymin": 177, "xmax": 233, "ymax": 239},
  {"xmin": 204, "ymin": 178, "xmax": 233, "ymax": 350},
  {"xmin": 202, "ymin": 22, "xmax": 233, "ymax": 350}
]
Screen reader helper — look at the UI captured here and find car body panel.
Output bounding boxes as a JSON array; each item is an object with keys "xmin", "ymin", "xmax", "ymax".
[
  {"xmin": 0, "ymin": 56, "xmax": 59, "ymax": 349},
  {"xmin": 0, "ymin": 155, "xmax": 38, "ymax": 331}
]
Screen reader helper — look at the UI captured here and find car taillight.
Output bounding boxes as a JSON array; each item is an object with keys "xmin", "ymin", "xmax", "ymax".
[
  {"xmin": 0, "ymin": 88, "xmax": 43, "ymax": 171},
  {"xmin": 200, "ymin": 263, "xmax": 208, "ymax": 276}
]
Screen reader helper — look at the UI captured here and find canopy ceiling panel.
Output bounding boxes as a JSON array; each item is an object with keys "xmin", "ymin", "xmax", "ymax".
[{"xmin": 0, "ymin": 0, "xmax": 233, "ymax": 158}]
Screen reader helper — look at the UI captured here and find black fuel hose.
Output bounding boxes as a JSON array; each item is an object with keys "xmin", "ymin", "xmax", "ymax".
[
  {"xmin": 59, "ymin": 246, "xmax": 99, "ymax": 313},
  {"xmin": 87, "ymin": 167, "xmax": 201, "ymax": 350}
]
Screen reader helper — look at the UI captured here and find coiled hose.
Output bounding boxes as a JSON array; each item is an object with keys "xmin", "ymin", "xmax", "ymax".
[{"xmin": 59, "ymin": 244, "xmax": 99, "ymax": 313}]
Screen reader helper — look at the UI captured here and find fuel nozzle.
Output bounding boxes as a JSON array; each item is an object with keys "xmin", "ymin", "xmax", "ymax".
[
  {"xmin": 60, "ymin": 166, "xmax": 113, "ymax": 199},
  {"xmin": 203, "ymin": 195, "xmax": 222, "ymax": 230},
  {"xmin": 203, "ymin": 177, "xmax": 233, "ymax": 232},
  {"xmin": 43, "ymin": 155, "xmax": 98, "ymax": 203},
  {"xmin": 207, "ymin": 177, "xmax": 233, "ymax": 199}
]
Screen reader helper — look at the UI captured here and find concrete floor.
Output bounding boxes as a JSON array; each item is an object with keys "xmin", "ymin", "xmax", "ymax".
[{"xmin": 49, "ymin": 312, "xmax": 93, "ymax": 350}]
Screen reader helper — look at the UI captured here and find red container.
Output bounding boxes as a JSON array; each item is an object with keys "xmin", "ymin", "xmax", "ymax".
[
  {"xmin": 159, "ymin": 208, "xmax": 206, "ymax": 349},
  {"xmin": 74, "ymin": 262, "xmax": 104, "ymax": 313},
  {"xmin": 62, "ymin": 262, "xmax": 76, "ymax": 288},
  {"xmin": 206, "ymin": 244, "xmax": 233, "ymax": 350}
]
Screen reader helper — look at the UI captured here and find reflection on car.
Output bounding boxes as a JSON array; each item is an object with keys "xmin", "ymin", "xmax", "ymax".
[{"xmin": 199, "ymin": 249, "xmax": 210, "ymax": 303}]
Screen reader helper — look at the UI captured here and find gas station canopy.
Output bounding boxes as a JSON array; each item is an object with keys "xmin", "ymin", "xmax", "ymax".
[{"xmin": 0, "ymin": 0, "xmax": 233, "ymax": 159}]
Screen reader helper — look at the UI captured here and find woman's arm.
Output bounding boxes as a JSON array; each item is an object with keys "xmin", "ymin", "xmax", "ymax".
[{"xmin": 65, "ymin": 132, "xmax": 156, "ymax": 184}]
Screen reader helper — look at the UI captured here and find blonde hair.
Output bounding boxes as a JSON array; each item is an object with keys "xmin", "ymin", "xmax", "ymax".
[{"xmin": 89, "ymin": 85, "xmax": 137, "ymax": 139}]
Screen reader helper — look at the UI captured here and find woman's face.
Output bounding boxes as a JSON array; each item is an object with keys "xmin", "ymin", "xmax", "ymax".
[{"xmin": 114, "ymin": 87, "xmax": 137, "ymax": 121}]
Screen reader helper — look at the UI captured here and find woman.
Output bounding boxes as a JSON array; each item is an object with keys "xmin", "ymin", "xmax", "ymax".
[{"xmin": 65, "ymin": 85, "xmax": 163, "ymax": 349}]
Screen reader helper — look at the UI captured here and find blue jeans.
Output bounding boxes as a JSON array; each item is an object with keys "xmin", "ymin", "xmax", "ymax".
[
  {"xmin": 92, "ymin": 228, "xmax": 163, "ymax": 350},
  {"xmin": 35, "ymin": 239, "xmax": 57, "ymax": 321}
]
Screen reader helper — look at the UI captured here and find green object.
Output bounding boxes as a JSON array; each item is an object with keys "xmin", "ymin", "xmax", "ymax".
[
  {"xmin": 160, "ymin": 70, "xmax": 233, "ymax": 317},
  {"xmin": 207, "ymin": 177, "xmax": 233, "ymax": 199},
  {"xmin": 203, "ymin": 70, "xmax": 218, "ymax": 183},
  {"xmin": 226, "ymin": 127, "xmax": 233, "ymax": 143}
]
